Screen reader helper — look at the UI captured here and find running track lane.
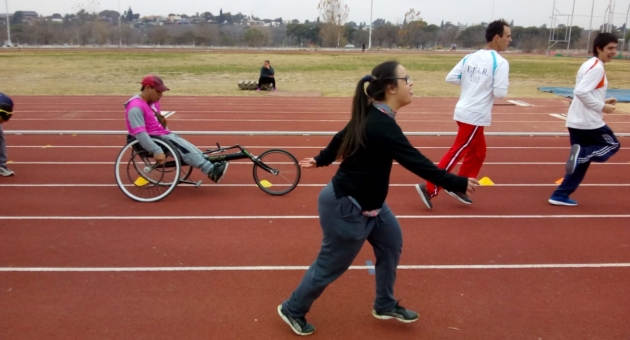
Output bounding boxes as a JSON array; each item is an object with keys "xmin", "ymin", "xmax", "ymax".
[
  {"xmin": 6, "ymin": 114, "xmax": 630, "ymax": 134},
  {"xmin": 1, "ymin": 162, "xmax": 628, "ymax": 186},
  {"xmin": 8, "ymin": 95, "xmax": 572, "ymax": 109},
  {"xmin": 6, "ymin": 96, "xmax": 630, "ymax": 134},
  {"xmin": 5, "ymin": 135, "xmax": 629, "ymax": 148},
  {"xmin": 2, "ymin": 218, "xmax": 629, "ymax": 267},
  {"xmin": 4, "ymin": 120, "xmax": 590, "ymax": 134},
  {"xmin": 8, "ymin": 146, "xmax": 630, "ymax": 163},
  {"xmin": 1, "ymin": 269, "xmax": 629, "ymax": 339},
  {"xmin": 2, "ymin": 186, "xmax": 630, "ymax": 216},
  {"xmin": 2, "ymin": 96, "xmax": 629, "ymax": 339}
]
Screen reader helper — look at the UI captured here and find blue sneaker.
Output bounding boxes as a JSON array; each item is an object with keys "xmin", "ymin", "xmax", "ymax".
[{"xmin": 548, "ymin": 196, "xmax": 577, "ymax": 206}]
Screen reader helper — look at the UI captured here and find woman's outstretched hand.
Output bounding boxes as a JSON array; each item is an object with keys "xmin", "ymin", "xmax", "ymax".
[
  {"xmin": 467, "ymin": 178, "xmax": 480, "ymax": 196},
  {"xmin": 299, "ymin": 157, "xmax": 317, "ymax": 168}
]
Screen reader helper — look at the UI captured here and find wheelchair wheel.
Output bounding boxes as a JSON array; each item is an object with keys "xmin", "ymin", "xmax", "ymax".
[
  {"xmin": 252, "ymin": 149, "xmax": 301, "ymax": 195},
  {"xmin": 114, "ymin": 138, "xmax": 182, "ymax": 202},
  {"xmin": 153, "ymin": 160, "xmax": 193, "ymax": 182}
]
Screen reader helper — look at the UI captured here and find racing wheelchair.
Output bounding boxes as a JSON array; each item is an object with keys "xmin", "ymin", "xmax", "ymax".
[{"xmin": 114, "ymin": 135, "xmax": 301, "ymax": 202}]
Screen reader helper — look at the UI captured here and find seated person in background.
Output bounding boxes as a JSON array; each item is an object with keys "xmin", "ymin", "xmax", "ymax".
[
  {"xmin": 257, "ymin": 60, "xmax": 276, "ymax": 91},
  {"xmin": 125, "ymin": 75, "xmax": 229, "ymax": 183}
]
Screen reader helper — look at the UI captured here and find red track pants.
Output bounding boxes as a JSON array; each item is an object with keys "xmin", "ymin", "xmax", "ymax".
[{"xmin": 426, "ymin": 121, "xmax": 486, "ymax": 197}]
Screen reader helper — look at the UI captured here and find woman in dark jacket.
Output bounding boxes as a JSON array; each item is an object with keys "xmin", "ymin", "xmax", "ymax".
[
  {"xmin": 257, "ymin": 60, "xmax": 276, "ymax": 91},
  {"xmin": 277, "ymin": 60, "xmax": 479, "ymax": 336}
]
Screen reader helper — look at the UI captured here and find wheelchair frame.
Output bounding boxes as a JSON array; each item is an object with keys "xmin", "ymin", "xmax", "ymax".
[{"xmin": 114, "ymin": 135, "xmax": 301, "ymax": 202}]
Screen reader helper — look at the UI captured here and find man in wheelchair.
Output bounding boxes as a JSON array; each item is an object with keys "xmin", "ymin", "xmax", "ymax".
[{"xmin": 124, "ymin": 75, "xmax": 229, "ymax": 183}]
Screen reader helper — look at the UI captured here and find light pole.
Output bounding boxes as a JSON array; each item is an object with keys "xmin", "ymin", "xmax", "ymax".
[
  {"xmin": 608, "ymin": 0, "xmax": 615, "ymax": 32},
  {"xmin": 547, "ymin": 0, "xmax": 556, "ymax": 56},
  {"xmin": 623, "ymin": 2, "xmax": 630, "ymax": 56},
  {"xmin": 586, "ymin": 0, "xmax": 595, "ymax": 55},
  {"xmin": 118, "ymin": 0, "xmax": 121, "ymax": 47},
  {"xmin": 4, "ymin": 0, "xmax": 10, "ymax": 47},
  {"xmin": 368, "ymin": 0, "xmax": 373, "ymax": 49},
  {"xmin": 565, "ymin": 0, "xmax": 576, "ymax": 54},
  {"xmin": 603, "ymin": 5, "xmax": 611, "ymax": 33}
]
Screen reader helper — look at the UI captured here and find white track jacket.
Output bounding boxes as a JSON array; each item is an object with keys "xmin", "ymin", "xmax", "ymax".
[{"xmin": 446, "ymin": 49, "xmax": 510, "ymax": 127}]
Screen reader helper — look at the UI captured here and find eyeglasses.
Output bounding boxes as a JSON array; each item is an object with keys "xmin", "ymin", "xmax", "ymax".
[
  {"xmin": 385, "ymin": 75, "xmax": 412, "ymax": 84},
  {"xmin": 0, "ymin": 109, "xmax": 12, "ymax": 116}
]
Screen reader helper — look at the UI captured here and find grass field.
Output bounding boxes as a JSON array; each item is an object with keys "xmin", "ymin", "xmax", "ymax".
[{"xmin": 2, "ymin": 49, "xmax": 630, "ymax": 110}]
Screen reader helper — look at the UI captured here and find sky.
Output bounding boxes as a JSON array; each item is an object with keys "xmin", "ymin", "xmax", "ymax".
[{"xmin": 10, "ymin": 0, "xmax": 630, "ymax": 29}]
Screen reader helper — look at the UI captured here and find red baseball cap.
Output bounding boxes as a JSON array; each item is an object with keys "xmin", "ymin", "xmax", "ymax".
[{"xmin": 141, "ymin": 75, "xmax": 169, "ymax": 92}]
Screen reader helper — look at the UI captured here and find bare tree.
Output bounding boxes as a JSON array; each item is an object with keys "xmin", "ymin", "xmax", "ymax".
[
  {"xmin": 317, "ymin": 0, "xmax": 350, "ymax": 47},
  {"xmin": 441, "ymin": 26, "xmax": 459, "ymax": 47},
  {"xmin": 194, "ymin": 23, "xmax": 219, "ymax": 46},
  {"xmin": 147, "ymin": 26, "xmax": 169, "ymax": 45},
  {"xmin": 33, "ymin": 21, "xmax": 59, "ymax": 45},
  {"xmin": 399, "ymin": 8, "xmax": 425, "ymax": 48},
  {"xmin": 90, "ymin": 21, "xmax": 110, "ymax": 44}
]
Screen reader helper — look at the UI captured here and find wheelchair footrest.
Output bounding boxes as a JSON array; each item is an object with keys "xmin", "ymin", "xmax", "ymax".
[{"xmin": 180, "ymin": 179, "xmax": 203, "ymax": 187}]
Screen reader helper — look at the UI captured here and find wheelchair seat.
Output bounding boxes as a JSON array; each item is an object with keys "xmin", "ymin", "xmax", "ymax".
[{"xmin": 126, "ymin": 134, "xmax": 174, "ymax": 159}]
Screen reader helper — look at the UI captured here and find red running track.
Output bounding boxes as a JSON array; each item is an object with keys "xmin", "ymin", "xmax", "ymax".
[
  {"xmin": 1, "ymin": 96, "xmax": 629, "ymax": 340},
  {"xmin": 6, "ymin": 95, "xmax": 630, "ymax": 133}
]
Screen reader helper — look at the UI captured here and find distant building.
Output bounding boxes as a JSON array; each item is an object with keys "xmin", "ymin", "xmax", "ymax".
[
  {"xmin": 0, "ymin": 11, "xmax": 39, "ymax": 23},
  {"xmin": 19, "ymin": 11, "xmax": 39, "ymax": 23}
]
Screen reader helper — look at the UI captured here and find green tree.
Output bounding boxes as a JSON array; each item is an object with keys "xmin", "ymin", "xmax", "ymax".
[{"xmin": 244, "ymin": 28, "xmax": 265, "ymax": 47}]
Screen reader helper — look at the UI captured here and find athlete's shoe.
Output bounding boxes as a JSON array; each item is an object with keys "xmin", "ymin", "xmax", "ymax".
[
  {"xmin": 372, "ymin": 302, "xmax": 420, "ymax": 323},
  {"xmin": 277, "ymin": 304, "xmax": 315, "ymax": 336}
]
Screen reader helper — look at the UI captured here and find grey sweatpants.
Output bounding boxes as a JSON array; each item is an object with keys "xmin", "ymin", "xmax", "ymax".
[
  {"xmin": 0, "ymin": 124, "xmax": 7, "ymax": 167},
  {"xmin": 281, "ymin": 181, "xmax": 403, "ymax": 318},
  {"xmin": 140, "ymin": 132, "xmax": 216, "ymax": 175}
]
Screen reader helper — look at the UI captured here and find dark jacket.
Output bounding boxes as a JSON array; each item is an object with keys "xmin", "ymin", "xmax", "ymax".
[
  {"xmin": 260, "ymin": 66, "xmax": 274, "ymax": 78},
  {"xmin": 314, "ymin": 105, "xmax": 469, "ymax": 210}
]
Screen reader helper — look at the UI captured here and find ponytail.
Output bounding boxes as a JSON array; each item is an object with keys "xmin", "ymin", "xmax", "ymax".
[
  {"xmin": 336, "ymin": 60, "xmax": 401, "ymax": 161},
  {"xmin": 337, "ymin": 75, "xmax": 373, "ymax": 160}
]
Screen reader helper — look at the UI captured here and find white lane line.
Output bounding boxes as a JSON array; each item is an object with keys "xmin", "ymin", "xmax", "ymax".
[
  {"xmin": 11, "ymin": 130, "xmax": 624, "ymax": 137},
  {"xmin": 1, "ymin": 263, "xmax": 629, "ymax": 272},
  {"xmin": 12, "ymin": 111, "xmax": 567, "ymax": 115},
  {"xmin": 4, "ymin": 161, "xmax": 629, "ymax": 165},
  {"xmin": 0, "ymin": 214, "xmax": 628, "ymax": 220},
  {"xmin": 507, "ymin": 100, "xmax": 534, "ymax": 106},
  {"xmin": 549, "ymin": 113, "xmax": 568, "ymax": 120},
  {"xmin": 1, "ymin": 183, "xmax": 629, "ymax": 188},
  {"xmin": 14, "ymin": 118, "xmax": 592, "ymax": 123},
  {"xmin": 11, "ymin": 145, "xmax": 629, "ymax": 150},
  {"xmin": 162, "ymin": 111, "xmax": 176, "ymax": 118}
]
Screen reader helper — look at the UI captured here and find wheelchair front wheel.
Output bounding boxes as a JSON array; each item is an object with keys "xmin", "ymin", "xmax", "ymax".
[{"xmin": 252, "ymin": 149, "xmax": 301, "ymax": 196}]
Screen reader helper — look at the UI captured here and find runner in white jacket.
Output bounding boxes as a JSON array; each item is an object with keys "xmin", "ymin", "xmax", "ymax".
[
  {"xmin": 549, "ymin": 33, "xmax": 621, "ymax": 206},
  {"xmin": 416, "ymin": 19, "xmax": 512, "ymax": 209}
]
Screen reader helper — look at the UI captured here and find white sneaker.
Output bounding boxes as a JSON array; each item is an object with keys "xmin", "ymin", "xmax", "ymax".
[{"xmin": 0, "ymin": 166, "xmax": 14, "ymax": 176}]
